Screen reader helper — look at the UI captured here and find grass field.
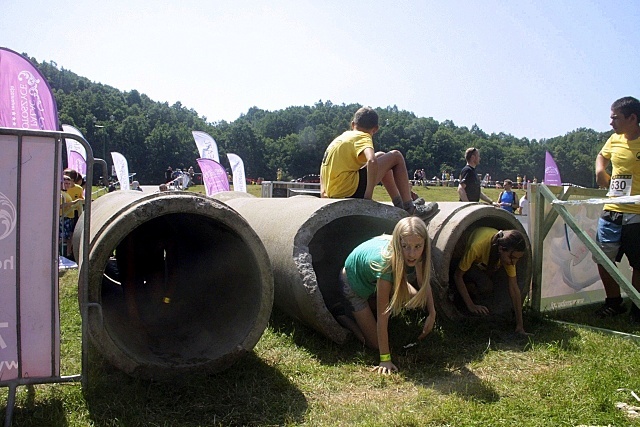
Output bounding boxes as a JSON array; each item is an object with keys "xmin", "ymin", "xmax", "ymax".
[{"xmin": 3, "ymin": 184, "xmax": 640, "ymax": 426}]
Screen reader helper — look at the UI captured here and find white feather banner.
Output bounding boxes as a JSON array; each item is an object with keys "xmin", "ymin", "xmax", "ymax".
[
  {"xmin": 227, "ymin": 153, "xmax": 247, "ymax": 193},
  {"xmin": 111, "ymin": 152, "xmax": 130, "ymax": 191},
  {"xmin": 192, "ymin": 131, "xmax": 220, "ymax": 163}
]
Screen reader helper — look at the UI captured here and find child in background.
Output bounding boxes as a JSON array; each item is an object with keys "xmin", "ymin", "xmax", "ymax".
[
  {"xmin": 497, "ymin": 179, "xmax": 519, "ymax": 213},
  {"xmin": 339, "ymin": 217, "xmax": 436, "ymax": 374},
  {"xmin": 63, "ymin": 168, "xmax": 85, "ymax": 229},
  {"xmin": 60, "ymin": 175, "xmax": 81, "ymax": 259}
]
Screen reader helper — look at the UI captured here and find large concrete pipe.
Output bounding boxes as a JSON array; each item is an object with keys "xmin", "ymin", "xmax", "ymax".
[
  {"xmin": 213, "ymin": 193, "xmax": 407, "ymax": 344},
  {"xmin": 73, "ymin": 191, "xmax": 273, "ymax": 379},
  {"xmin": 427, "ymin": 202, "xmax": 532, "ymax": 321}
]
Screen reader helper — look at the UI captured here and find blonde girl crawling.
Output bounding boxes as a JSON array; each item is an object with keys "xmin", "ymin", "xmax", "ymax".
[{"xmin": 339, "ymin": 216, "xmax": 436, "ymax": 374}]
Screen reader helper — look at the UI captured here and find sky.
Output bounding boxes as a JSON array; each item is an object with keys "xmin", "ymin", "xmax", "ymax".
[{"xmin": 3, "ymin": 0, "xmax": 639, "ymax": 140}]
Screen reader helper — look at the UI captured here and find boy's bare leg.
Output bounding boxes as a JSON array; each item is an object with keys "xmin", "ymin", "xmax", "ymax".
[{"xmin": 375, "ymin": 151, "xmax": 411, "ymax": 203}]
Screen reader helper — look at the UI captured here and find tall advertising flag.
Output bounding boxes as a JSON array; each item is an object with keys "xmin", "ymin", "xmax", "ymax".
[
  {"xmin": 197, "ymin": 158, "xmax": 229, "ymax": 196},
  {"xmin": 544, "ymin": 151, "xmax": 562, "ymax": 186},
  {"xmin": 192, "ymin": 131, "xmax": 220, "ymax": 163},
  {"xmin": 62, "ymin": 124, "xmax": 87, "ymax": 176},
  {"xmin": 68, "ymin": 150, "xmax": 86, "ymax": 176},
  {"xmin": 111, "ymin": 152, "xmax": 130, "ymax": 191},
  {"xmin": 1, "ymin": 48, "xmax": 62, "ymax": 382},
  {"xmin": 227, "ymin": 153, "xmax": 247, "ymax": 193},
  {"xmin": 0, "ymin": 47, "xmax": 59, "ymax": 130}
]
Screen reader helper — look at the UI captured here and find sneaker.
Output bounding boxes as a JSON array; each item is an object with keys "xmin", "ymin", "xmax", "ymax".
[
  {"xmin": 413, "ymin": 197, "xmax": 426, "ymax": 206},
  {"xmin": 412, "ymin": 202, "xmax": 439, "ymax": 223},
  {"xmin": 595, "ymin": 302, "xmax": 626, "ymax": 318}
]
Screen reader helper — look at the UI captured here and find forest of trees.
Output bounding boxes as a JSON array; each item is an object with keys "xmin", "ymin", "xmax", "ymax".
[{"xmin": 33, "ymin": 55, "xmax": 610, "ymax": 187}]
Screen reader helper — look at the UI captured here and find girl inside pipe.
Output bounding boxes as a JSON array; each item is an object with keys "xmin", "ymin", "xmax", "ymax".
[
  {"xmin": 338, "ymin": 216, "xmax": 436, "ymax": 374},
  {"xmin": 452, "ymin": 228, "xmax": 529, "ymax": 335}
]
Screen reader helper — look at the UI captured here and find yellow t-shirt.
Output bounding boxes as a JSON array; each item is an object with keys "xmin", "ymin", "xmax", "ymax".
[
  {"xmin": 600, "ymin": 133, "xmax": 640, "ymax": 214},
  {"xmin": 60, "ymin": 191, "xmax": 74, "ymax": 218},
  {"xmin": 320, "ymin": 130, "xmax": 373, "ymax": 198},
  {"xmin": 67, "ymin": 184, "xmax": 84, "ymax": 217},
  {"xmin": 458, "ymin": 227, "xmax": 516, "ymax": 278}
]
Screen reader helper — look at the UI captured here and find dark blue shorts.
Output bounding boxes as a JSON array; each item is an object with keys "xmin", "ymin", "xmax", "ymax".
[{"xmin": 595, "ymin": 210, "xmax": 640, "ymax": 269}]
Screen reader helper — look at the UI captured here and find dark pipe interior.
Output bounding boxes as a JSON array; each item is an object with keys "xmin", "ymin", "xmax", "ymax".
[
  {"xmin": 100, "ymin": 213, "xmax": 264, "ymax": 366},
  {"xmin": 308, "ymin": 215, "xmax": 398, "ymax": 313}
]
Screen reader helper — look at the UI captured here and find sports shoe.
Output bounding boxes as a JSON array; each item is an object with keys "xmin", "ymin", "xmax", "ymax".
[
  {"xmin": 595, "ymin": 302, "xmax": 626, "ymax": 318},
  {"xmin": 412, "ymin": 202, "xmax": 439, "ymax": 223},
  {"xmin": 413, "ymin": 197, "xmax": 426, "ymax": 206}
]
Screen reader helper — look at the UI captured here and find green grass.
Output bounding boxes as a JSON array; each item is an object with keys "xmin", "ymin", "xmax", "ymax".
[
  {"xmin": 186, "ymin": 183, "xmax": 508, "ymax": 204},
  {"xmin": 3, "ymin": 275, "xmax": 640, "ymax": 426},
  {"xmin": 4, "ymin": 184, "xmax": 639, "ymax": 426}
]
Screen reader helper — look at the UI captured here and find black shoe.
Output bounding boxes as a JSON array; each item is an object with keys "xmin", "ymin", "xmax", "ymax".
[
  {"xmin": 595, "ymin": 302, "xmax": 626, "ymax": 318},
  {"xmin": 413, "ymin": 202, "xmax": 439, "ymax": 223},
  {"xmin": 413, "ymin": 197, "xmax": 426, "ymax": 205}
]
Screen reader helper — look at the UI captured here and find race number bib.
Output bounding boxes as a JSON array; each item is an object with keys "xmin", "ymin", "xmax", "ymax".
[{"xmin": 607, "ymin": 175, "xmax": 632, "ymax": 197}]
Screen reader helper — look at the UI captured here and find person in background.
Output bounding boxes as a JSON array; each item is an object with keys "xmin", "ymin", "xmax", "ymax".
[
  {"xmin": 60, "ymin": 175, "xmax": 82, "ymax": 259},
  {"xmin": 593, "ymin": 96, "xmax": 640, "ymax": 322},
  {"xmin": 452, "ymin": 228, "xmax": 529, "ymax": 335},
  {"xmin": 481, "ymin": 173, "xmax": 490, "ymax": 188},
  {"xmin": 63, "ymin": 168, "xmax": 85, "ymax": 229},
  {"xmin": 518, "ymin": 191, "xmax": 529, "ymax": 216},
  {"xmin": 165, "ymin": 166, "xmax": 173, "ymax": 184},
  {"xmin": 338, "ymin": 217, "xmax": 436, "ymax": 374},
  {"xmin": 497, "ymin": 179, "xmax": 519, "ymax": 214},
  {"xmin": 131, "ymin": 181, "xmax": 143, "ymax": 191},
  {"xmin": 413, "ymin": 169, "xmax": 422, "ymax": 186},
  {"xmin": 320, "ymin": 106, "xmax": 438, "ymax": 221},
  {"xmin": 188, "ymin": 166, "xmax": 195, "ymax": 186},
  {"xmin": 458, "ymin": 148, "xmax": 494, "ymax": 204}
]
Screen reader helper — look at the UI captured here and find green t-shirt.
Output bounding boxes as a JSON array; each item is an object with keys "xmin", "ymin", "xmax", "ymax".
[{"xmin": 345, "ymin": 236, "xmax": 393, "ymax": 299}]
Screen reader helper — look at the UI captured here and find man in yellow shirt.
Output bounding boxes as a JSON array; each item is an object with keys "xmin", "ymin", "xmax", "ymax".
[
  {"xmin": 320, "ymin": 107, "xmax": 437, "ymax": 220},
  {"xmin": 594, "ymin": 96, "xmax": 640, "ymax": 322}
]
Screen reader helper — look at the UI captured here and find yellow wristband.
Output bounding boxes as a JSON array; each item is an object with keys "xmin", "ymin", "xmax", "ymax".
[{"xmin": 379, "ymin": 353, "xmax": 391, "ymax": 362}]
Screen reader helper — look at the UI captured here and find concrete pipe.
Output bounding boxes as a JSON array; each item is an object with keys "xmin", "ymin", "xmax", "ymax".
[
  {"xmin": 427, "ymin": 202, "xmax": 532, "ymax": 321},
  {"xmin": 213, "ymin": 193, "xmax": 407, "ymax": 344},
  {"xmin": 73, "ymin": 190, "xmax": 273, "ymax": 379}
]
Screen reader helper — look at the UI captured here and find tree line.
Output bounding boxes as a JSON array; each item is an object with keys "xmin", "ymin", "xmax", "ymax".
[{"xmin": 33, "ymin": 55, "xmax": 610, "ymax": 187}]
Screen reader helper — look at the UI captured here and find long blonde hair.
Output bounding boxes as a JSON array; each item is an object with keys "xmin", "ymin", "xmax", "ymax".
[{"xmin": 374, "ymin": 217, "xmax": 431, "ymax": 315}]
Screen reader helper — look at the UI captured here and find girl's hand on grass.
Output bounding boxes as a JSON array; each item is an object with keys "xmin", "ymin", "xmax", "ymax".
[
  {"xmin": 468, "ymin": 303, "xmax": 489, "ymax": 315},
  {"xmin": 372, "ymin": 361, "xmax": 397, "ymax": 375}
]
